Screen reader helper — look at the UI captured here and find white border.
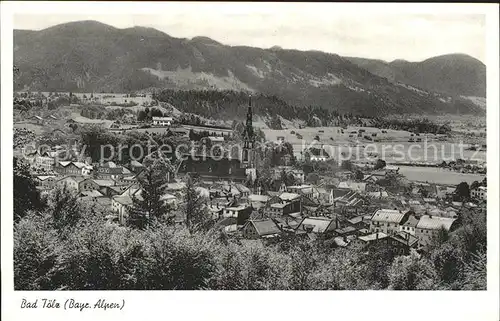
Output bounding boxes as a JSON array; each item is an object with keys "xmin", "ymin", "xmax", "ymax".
[{"xmin": 2, "ymin": 2, "xmax": 499, "ymax": 321}]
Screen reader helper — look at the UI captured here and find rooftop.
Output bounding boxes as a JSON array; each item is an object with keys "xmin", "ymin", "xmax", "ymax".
[
  {"xmin": 371, "ymin": 209, "xmax": 407, "ymax": 224},
  {"xmin": 248, "ymin": 219, "xmax": 282, "ymax": 236},
  {"xmin": 297, "ymin": 217, "xmax": 336, "ymax": 234},
  {"xmin": 416, "ymin": 215, "xmax": 457, "ymax": 231},
  {"xmin": 358, "ymin": 232, "xmax": 388, "ymax": 242}
]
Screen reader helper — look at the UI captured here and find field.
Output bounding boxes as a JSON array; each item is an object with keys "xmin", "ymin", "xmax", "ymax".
[
  {"xmin": 398, "ymin": 166, "xmax": 485, "ymax": 185},
  {"xmin": 261, "ymin": 126, "xmax": 486, "ymax": 164}
]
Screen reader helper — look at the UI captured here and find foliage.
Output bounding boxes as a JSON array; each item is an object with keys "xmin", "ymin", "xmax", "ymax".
[
  {"xmin": 388, "ymin": 250, "xmax": 439, "ymax": 290},
  {"xmin": 184, "ymin": 176, "xmax": 211, "ymax": 234},
  {"xmin": 374, "ymin": 159, "xmax": 386, "ymax": 170},
  {"xmin": 13, "ymin": 157, "xmax": 46, "ymax": 222},
  {"xmin": 129, "ymin": 157, "xmax": 174, "ymax": 228}
]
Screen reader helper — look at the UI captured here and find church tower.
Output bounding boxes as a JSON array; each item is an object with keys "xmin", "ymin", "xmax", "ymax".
[{"xmin": 242, "ymin": 95, "xmax": 255, "ymax": 168}]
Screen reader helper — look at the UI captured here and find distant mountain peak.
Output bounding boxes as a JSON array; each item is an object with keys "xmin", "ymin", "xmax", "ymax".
[{"xmin": 191, "ymin": 36, "xmax": 222, "ymax": 46}]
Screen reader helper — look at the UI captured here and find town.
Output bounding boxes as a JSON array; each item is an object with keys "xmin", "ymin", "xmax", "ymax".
[{"xmin": 14, "ymin": 90, "xmax": 487, "ymax": 257}]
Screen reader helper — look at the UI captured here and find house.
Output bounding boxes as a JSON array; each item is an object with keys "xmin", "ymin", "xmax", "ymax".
[
  {"xmin": 266, "ymin": 192, "xmax": 302, "ymax": 216},
  {"xmin": 54, "ymin": 161, "xmax": 92, "ymax": 176},
  {"xmin": 222, "ymin": 204, "xmax": 252, "ymax": 225},
  {"xmin": 295, "ymin": 217, "xmax": 338, "ymax": 236},
  {"xmin": 78, "ymin": 178, "xmax": 101, "ymax": 192},
  {"xmin": 385, "ymin": 165, "xmax": 400, "ymax": 173},
  {"xmin": 415, "ymin": 215, "xmax": 458, "ymax": 247},
  {"xmin": 399, "ymin": 214, "xmax": 419, "ymax": 236},
  {"xmin": 337, "ymin": 181, "xmax": 367, "ymax": 193},
  {"xmin": 32, "ymin": 152, "xmax": 55, "ymax": 172},
  {"xmin": 129, "ymin": 160, "xmax": 144, "ymax": 174},
  {"xmin": 286, "ymin": 185, "xmax": 318, "ymax": 199},
  {"xmin": 352, "ymin": 232, "xmax": 388, "ymax": 247},
  {"xmin": 112, "ymin": 193, "xmax": 135, "ymax": 225},
  {"xmin": 248, "ymin": 194, "xmax": 270, "ymax": 209},
  {"xmin": 242, "ymin": 219, "xmax": 283, "ymax": 239},
  {"xmin": 307, "ymin": 147, "xmax": 329, "ymax": 161},
  {"xmin": 387, "ymin": 232, "xmax": 419, "ymax": 255},
  {"xmin": 471, "ymin": 186, "xmax": 487, "ymax": 200},
  {"xmin": 95, "ymin": 164, "xmax": 132, "ymax": 180},
  {"xmin": 346, "ymin": 214, "xmax": 371, "ymax": 230},
  {"xmin": 272, "ymin": 166, "xmax": 305, "ymax": 184},
  {"xmin": 152, "ymin": 116, "xmax": 173, "ymax": 126},
  {"xmin": 370, "ymin": 209, "xmax": 410, "ymax": 235},
  {"xmin": 334, "ymin": 226, "xmax": 358, "ymax": 237},
  {"xmin": 35, "ymin": 175, "xmax": 57, "ymax": 190},
  {"xmin": 333, "ymin": 190, "xmax": 364, "ymax": 214},
  {"xmin": 79, "ymin": 190, "xmax": 105, "ymax": 199},
  {"xmin": 56, "ymin": 176, "xmax": 85, "ymax": 192}
]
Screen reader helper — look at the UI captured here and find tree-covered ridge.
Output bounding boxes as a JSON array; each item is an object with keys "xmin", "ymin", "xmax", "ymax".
[{"xmin": 14, "ymin": 20, "xmax": 484, "ymax": 116}]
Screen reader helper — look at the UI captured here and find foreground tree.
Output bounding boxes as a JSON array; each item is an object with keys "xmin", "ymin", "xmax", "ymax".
[
  {"xmin": 184, "ymin": 176, "xmax": 210, "ymax": 234},
  {"xmin": 14, "ymin": 157, "xmax": 45, "ymax": 222},
  {"xmin": 129, "ymin": 157, "xmax": 174, "ymax": 229}
]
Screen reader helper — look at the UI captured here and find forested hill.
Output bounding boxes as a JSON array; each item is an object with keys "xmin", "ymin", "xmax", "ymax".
[
  {"xmin": 153, "ymin": 89, "xmax": 340, "ymax": 125},
  {"xmin": 14, "ymin": 20, "xmax": 484, "ymax": 116}
]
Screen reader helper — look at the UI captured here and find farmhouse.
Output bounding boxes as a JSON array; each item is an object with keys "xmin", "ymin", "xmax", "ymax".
[{"xmin": 152, "ymin": 116, "xmax": 173, "ymax": 126}]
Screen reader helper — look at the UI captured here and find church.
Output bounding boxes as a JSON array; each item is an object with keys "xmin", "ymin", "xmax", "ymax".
[{"xmin": 176, "ymin": 95, "xmax": 257, "ymax": 184}]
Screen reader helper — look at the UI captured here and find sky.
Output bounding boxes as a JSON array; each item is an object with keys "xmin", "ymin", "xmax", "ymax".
[{"xmin": 13, "ymin": 6, "xmax": 486, "ymax": 63}]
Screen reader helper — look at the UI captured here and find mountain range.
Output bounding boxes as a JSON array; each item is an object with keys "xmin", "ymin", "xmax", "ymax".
[{"xmin": 13, "ymin": 20, "xmax": 486, "ymax": 116}]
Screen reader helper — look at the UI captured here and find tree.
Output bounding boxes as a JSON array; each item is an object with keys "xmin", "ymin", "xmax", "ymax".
[
  {"xmin": 388, "ymin": 250, "xmax": 438, "ymax": 290},
  {"xmin": 129, "ymin": 157, "xmax": 174, "ymax": 228},
  {"xmin": 306, "ymin": 172, "xmax": 320, "ymax": 185},
  {"xmin": 374, "ymin": 159, "xmax": 386, "ymax": 170},
  {"xmin": 341, "ymin": 160, "xmax": 353, "ymax": 171},
  {"xmin": 48, "ymin": 185, "xmax": 82, "ymax": 231},
  {"xmin": 454, "ymin": 182, "xmax": 470, "ymax": 201},
  {"xmin": 14, "ymin": 157, "xmax": 45, "ymax": 222},
  {"xmin": 470, "ymin": 180, "xmax": 480, "ymax": 191},
  {"xmin": 184, "ymin": 176, "xmax": 210, "ymax": 234},
  {"xmin": 354, "ymin": 170, "xmax": 364, "ymax": 180},
  {"xmin": 137, "ymin": 110, "xmax": 147, "ymax": 122},
  {"xmin": 14, "ymin": 213, "xmax": 61, "ymax": 290}
]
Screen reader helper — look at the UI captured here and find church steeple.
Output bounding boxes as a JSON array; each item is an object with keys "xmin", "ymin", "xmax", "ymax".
[{"xmin": 242, "ymin": 94, "xmax": 254, "ymax": 166}]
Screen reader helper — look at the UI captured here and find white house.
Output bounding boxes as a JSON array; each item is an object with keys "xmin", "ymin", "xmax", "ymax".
[
  {"xmin": 471, "ymin": 186, "xmax": 487, "ymax": 200},
  {"xmin": 415, "ymin": 215, "xmax": 458, "ymax": 246},
  {"xmin": 152, "ymin": 116, "xmax": 173, "ymax": 126}
]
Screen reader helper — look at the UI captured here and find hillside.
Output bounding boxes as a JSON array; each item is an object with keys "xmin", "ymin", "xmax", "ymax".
[
  {"xmin": 14, "ymin": 20, "xmax": 484, "ymax": 116},
  {"xmin": 347, "ymin": 54, "xmax": 486, "ymax": 97}
]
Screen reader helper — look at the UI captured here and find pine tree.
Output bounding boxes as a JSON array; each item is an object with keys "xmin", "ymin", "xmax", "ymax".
[
  {"xmin": 129, "ymin": 157, "xmax": 174, "ymax": 229},
  {"xmin": 184, "ymin": 176, "xmax": 209, "ymax": 234}
]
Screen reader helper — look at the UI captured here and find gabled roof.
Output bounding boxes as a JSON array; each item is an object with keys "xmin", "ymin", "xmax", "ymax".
[
  {"xmin": 80, "ymin": 190, "xmax": 104, "ymax": 198},
  {"xmin": 57, "ymin": 176, "xmax": 85, "ymax": 184},
  {"xmin": 113, "ymin": 194, "xmax": 133, "ymax": 206},
  {"xmin": 416, "ymin": 215, "xmax": 457, "ymax": 231},
  {"xmin": 390, "ymin": 232, "xmax": 419, "ymax": 247},
  {"xmin": 371, "ymin": 209, "xmax": 407, "ymax": 224},
  {"xmin": 296, "ymin": 217, "xmax": 336, "ymax": 234},
  {"xmin": 402, "ymin": 215, "xmax": 419, "ymax": 228},
  {"xmin": 247, "ymin": 219, "xmax": 282, "ymax": 237},
  {"xmin": 279, "ymin": 192, "xmax": 301, "ymax": 201},
  {"xmin": 248, "ymin": 194, "xmax": 270, "ymax": 203},
  {"xmin": 36, "ymin": 175, "xmax": 56, "ymax": 181},
  {"xmin": 357, "ymin": 232, "xmax": 388, "ymax": 242},
  {"xmin": 93, "ymin": 179, "xmax": 116, "ymax": 187}
]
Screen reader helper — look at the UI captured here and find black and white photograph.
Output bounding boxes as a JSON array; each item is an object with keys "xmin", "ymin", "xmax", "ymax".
[{"xmin": 1, "ymin": 2, "xmax": 499, "ymax": 321}]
